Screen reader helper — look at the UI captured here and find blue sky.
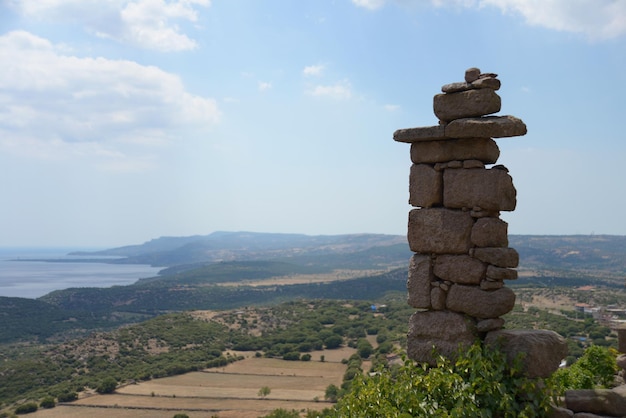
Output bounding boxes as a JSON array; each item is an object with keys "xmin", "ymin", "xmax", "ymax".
[{"xmin": 1, "ymin": 0, "xmax": 625, "ymax": 247}]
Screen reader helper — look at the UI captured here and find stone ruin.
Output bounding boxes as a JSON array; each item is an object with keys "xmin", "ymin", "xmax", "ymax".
[{"xmin": 394, "ymin": 68, "xmax": 567, "ymax": 378}]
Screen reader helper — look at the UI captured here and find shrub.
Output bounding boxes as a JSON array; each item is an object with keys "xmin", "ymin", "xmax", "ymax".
[
  {"xmin": 39, "ymin": 396, "xmax": 56, "ymax": 409},
  {"xmin": 57, "ymin": 391, "xmax": 78, "ymax": 402},
  {"xmin": 173, "ymin": 414, "xmax": 190, "ymax": 418},
  {"xmin": 15, "ymin": 402, "xmax": 38, "ymax": 414},
  {"xmin": 329, "ymin": 342, "xmax": 551, "ymax": 417},
  {"xmin": 96, "ymin": 376, "xmax": 117, "ymax": 394},
  {"xmin": 549, "ymin": 344, "xmax": 618, "ymax": 395}
]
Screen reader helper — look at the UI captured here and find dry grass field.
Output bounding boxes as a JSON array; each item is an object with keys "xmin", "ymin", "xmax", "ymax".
[{"xmin": 29, "ymin": 349, "xmax": 356, "ymax": 418}]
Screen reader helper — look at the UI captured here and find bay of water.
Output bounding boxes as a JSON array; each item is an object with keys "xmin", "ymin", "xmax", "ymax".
[{"xmin": 0, "ymin": 248, "xmax": 162, "ymax": 299}]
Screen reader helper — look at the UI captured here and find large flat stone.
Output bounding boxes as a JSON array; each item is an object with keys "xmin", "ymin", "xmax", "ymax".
[
  {"xmin": 445, "ymin": 115, "xmax": 527, "ymax": 138},
  {"xmin": 408, "ymin": 208, "xmax": 473, "ymax": 254},
  {"xmin": 393, "ymin": 125, "xmax": 447, "ymax": 143},
  {"xmin": 434, "ymin": 254, "xmax": 486, "ymax": 285},
  {"xmin": 410, "ymin": 137, "xmax": 500, "ymax": 164},
  {"xmin": 486, "ymin": 329, "xmax": 568, "ymax": 379},
  {"xmin": 471, "ymin": 217, "xmax": 509, "ymax": 247},
  {"xmin": 446, "ymin": 284, "xmax": 516, "ymax": 318},
  {"xmin": 407, "ymin": 310, "xmax": 478, "ymax": 365},
  {"xmin": 471, "ymin": 247, "xmax": 519, "ymax": 268},
  {"xmin": 443, "ymin": 168, "xmax": 517, "ymax": 211},
  {"xmin": 434, "ymin": 89, "xmax": 501, "ymax": 122},
  {"xmin": 409, "ymin": 164, "xmax": 442, "ymax": 208}
]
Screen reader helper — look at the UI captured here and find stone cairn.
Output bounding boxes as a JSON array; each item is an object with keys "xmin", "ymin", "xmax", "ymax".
[{"xmin": 394, "ymin": 68, "xmax": 567, "ymax": 378}]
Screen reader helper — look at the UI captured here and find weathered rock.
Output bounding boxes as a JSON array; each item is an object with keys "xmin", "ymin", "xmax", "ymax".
[
  {"xmin": 410, "ymin": 137, "xmax": 500, "ymax": 164},
  {"xmin": 408, "ymin": 208, "xmax": 473, "ymax": 254},
  {"xmin": 444, "ymin": 168, "xmax": 516, "ymax": 211},
  {"xmin": 393, "ymin": 125, "xmax": 447, "ymax": 143},
  {"xmin": 470, "ymin": 208, "xmax": 500, "ymax": 218},
  {"xmin": 480, "ymin": 279, "xmax": 504, "ymax": 290},
  {"xmin": 407, "ymin": 310, "xmax": 478, "ymax": 365},
  {"xmin": 446, "ymin": 285, "xmax": 516, "ymax": 318},
  {"xmin": 407, "ymin": 254, "xmax": 433, "ymax": 309},
  {"xmin": 445, "ymin": 115, "xmax": 527, "ymax": 138},
  {"xmin": 565, "ymin": 389, "xmax": 626, "ymax": 417},
  {"xmin": 434, "ymin": 254, "xmax": 486, "ymax": 285},
  {"xmin": 441, "ymin": 82, "xmax": 473, "ymax": 94},
  {"xmin": 431, "ymin": 287, "xmax": 446, "ymax": 310},
  {"xmin": 487, "ymin": 265, "xmax": 518, "ymax": 281},
  {"xmin": 471, "ymin": 217, "xmax": 509, "ymax": 247},
  {"xmin": 409, "ymin": 164, "xmax": 442, "ymax": 208},
  {"xmin": 472, "ymin": 77, "xmax": 501, "ymax": 90},
  {"xmin": 471, "ymin": 247, "xmax": 519, "ymax": 268},
  {"xmin": 617, "ymin": 328, "xmax": 626, "ymax": 353},
  {"xmin": 486, "ymin": 329, "xmax": 568, "ymax": 379},
  {"xmin": 477, "ymin": 317, "xmax": 505, "ymax": 333},
  {"xmin": 549, "ymin": 406, "xmax": 574, "ymax": 418},
  {"xmin": 434, "ymin": 89, "xmax": 501, "ymax": 122},
  {"xmin": 463, "ymin": 159, "xmax": 484, "ymax": 169},
  {"xmin": 465, "ymin": 67, "xmax": 481, "ymax": 83}
]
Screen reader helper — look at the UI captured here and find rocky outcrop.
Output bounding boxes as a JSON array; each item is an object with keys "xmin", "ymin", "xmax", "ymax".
[{"xmin": 395, "ymin": 68, "xmax": 568, "ymax": 377}]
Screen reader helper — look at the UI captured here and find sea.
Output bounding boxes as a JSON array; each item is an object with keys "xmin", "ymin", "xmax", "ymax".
[{"xmin": 0, "ymin": 248, "xmax": 162, "ymax": 299}]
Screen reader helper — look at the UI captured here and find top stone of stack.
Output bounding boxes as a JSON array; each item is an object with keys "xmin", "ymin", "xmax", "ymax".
[{"xmin": 393, "ymin": 68, "xmax": 527, "ymax": 143}]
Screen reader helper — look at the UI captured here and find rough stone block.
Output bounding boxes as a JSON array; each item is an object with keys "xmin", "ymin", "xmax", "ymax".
[
  {"xmin": 446, "ymin": 285, "xmax": 516, "ymax": 318},
  {"xmin": 408, "ymin": 208, "xmax": 473, "ymax": 254},
  {"xmin": 477, "ymin": 318, "xmax": 505, "ymax": 333},
  {"xmin": 407, "ymin": 310, "xmax": 478, "ymax": 365},
  {"xmin": 471, "ymin": 247, "xmax": 519, "ymax": 268},
  {"xmin": 434, "ymin": 89, "xmax": 501, "ymax": 122},
  {"xmin": 471, "ymin": 217, "xmax": 509, "ymax": 247},
  {"xmin": 480, "ymin": 280, "xmax": 504, "ymax": 290},
  {"xmin": 393, "ymin": 125, "xmax": 447, "ymax": 143},
  {"xmin": 410, "ymin": 137, "xmax": 500, "ymax": 165},
  {"xmin": 407, "ymin": 254, "xmax": 433, "ymax": 309},
  {"xmin": 443, "ymin": 168, "xmax": 517, "ymax": 211},
  {"xmin": 434, "ymin": 254, "xmax": 485, "ymax": 285},
  {"xmin": 431, "ymin": 287, "xmax": 446, "ymax": 310},
  {"xmin": 445, "ymin": 115, "xmax": 527, "ymax": 138},
  {"xmin": 409, "ymin": 164, "xmax": 442, "ymax": 208},
  {"xmin": 486, "ymin": 265, "xmax": 518, "ymax": 280},
  {"xmin": 486, "ymin": 329, "xmax": 568, "ymax": 379}
]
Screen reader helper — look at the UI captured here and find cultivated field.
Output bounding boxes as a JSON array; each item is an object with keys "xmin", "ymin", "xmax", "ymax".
[{"xmin": 29, "ymin": 349, "xmax": 356, "ymax": 418}]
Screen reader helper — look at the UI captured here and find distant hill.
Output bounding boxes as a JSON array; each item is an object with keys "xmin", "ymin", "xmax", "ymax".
[{"xmin": 70, "ymin": 231, "xmax": 408, "ymax": 267}]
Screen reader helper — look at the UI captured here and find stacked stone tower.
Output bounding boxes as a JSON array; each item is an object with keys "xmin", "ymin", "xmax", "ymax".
[{"xmin": 394, "ymin": 68, "xmax": 528, "ymax": 365}]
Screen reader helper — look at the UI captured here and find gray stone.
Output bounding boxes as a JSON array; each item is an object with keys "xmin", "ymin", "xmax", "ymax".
[
  {"xmin": 471, "ymin": 247, "xmax": 519, "ymax": 268},
  {"xmin": 446, "ymin": 285, "xmax": 516, "ymax": 318},
  {"xmin": 407, "ymin": 254, "xmax": 433, "ymax": 309},
  {"xmin": 409, "ymin": 164, "xmax": 442, "ymax": 208},
  {"xmin": 480, "ymin": 280, "xmax": 504, "ymax": 290},
  {"xmin": 434, "ymin": 89, "xmax": 501, "ymax": 122},
  {"xmin": 617, "ymin": 354, "xmax": 626, "ymax": 370},
  {"xmin": 471, "ymin": 77, "xmax": 501, "ymax": 90},
  {"xmin": 486, "ymin": 329, "xmax": 568, "ymax": 379},
  {"xmin": 445, "ymin": 115, "xmax": 527, "ymax": 138},
  {"xmin": 470, "ymin": 208, "xmax": 500, "ymax": 218},
  {"xmin": 471, "ymin": 217, "xmax": 509, "ymax": 247},
  {"xmin": 565, "ymin": 389, "xmax": 626, "ymax": 417},
  {"xmin": 465, "ymin": 67, "xmax": 481, "ymax": 83},
  {"xmin": 407, "ymin": 310, "xmax": 478, "ymax": 365},
  {"xmin": 463, "ymin": 160, "xmax": 485, "ymax": 169},
  {"xmin": 549, "ymin": 406, "xmax": 574, "ymax": 418},
  {"xmin": 408, "ymin": 208, "xmax": 473, "ymax": 254},
  {"xmin": 441, "ymin": 81, "xmax": 473, "ymax": 93},
  {"xmin": 434, "ymin": 254, "xmax": 486, "ymax": 285},
  {"xmin": 393, "ymin": 125, "xmax": 447, "ymax": 143},
  {"xmin": 431, "ymin": 287, "xmax": 446, "ymax": 310},
  {"xmin": 477, "ymin": 317, "xmax": 505, "ymax": 333},
  {"xmin": 487, "ymin": 265, "xmax": 518, "ymax": 280},
  {"xmin": 443, "ymin": 168, "xmax": 517, "ymax": 211},
  {"xmin": 410, "ymin": 137, "xmax": 500, "ymax": 164}
]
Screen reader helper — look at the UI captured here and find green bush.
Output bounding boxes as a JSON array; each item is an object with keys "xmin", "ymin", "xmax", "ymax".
[
  {"xmin": 14, "ymin": 402, "xmax": 38, "ymax": 415},
  {"xmin": 549, "ymin": 344, "xmax": 618, "ymax": 395},
  {"xmin": 329, "ymin": 342, "xmax": 551, "ymax": 417},
  {"xmin": 57, "ymin": 391, "xmax": 78, "ymax": 402},
  {"xmin": 39, "ymin": 396, "xmax": 56, "ymax": 409},
  {"xmin": 95, "ymin": 377, "xmax": 117, "ymax": 394}
]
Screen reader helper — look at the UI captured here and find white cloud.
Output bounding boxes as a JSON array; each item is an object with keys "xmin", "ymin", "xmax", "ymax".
[
  {"xmin": 480, "ymin": 0, "xmax": 626, "ymax": 40},
  {"xmin": 258, "ymin": 81, "xmax": 272, "ymax": 92},
  {"xmin": 351, "ymin": 0, "xmax": 386, "ymax": 11},
  {"xmin": 0, "ymin": 31, "xmax": 220, "ymax": 171},
  {"xmin": 351, "ymin": 0, "xmax": 626, "ymax": 40},
  {"xmin": 6, "ymin": 0, "xmax": 210, "ymax": 51},
  {"xmin": 303, "ymin": 64, "xmax": 325, "ymax": 77},
  {"xmin": 308, "ymin": 81, "xmax": 352, "ymax": 100},
  {"xmin": 384, "ymin": 104, "xmax": 400, "ymax": 111}
]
